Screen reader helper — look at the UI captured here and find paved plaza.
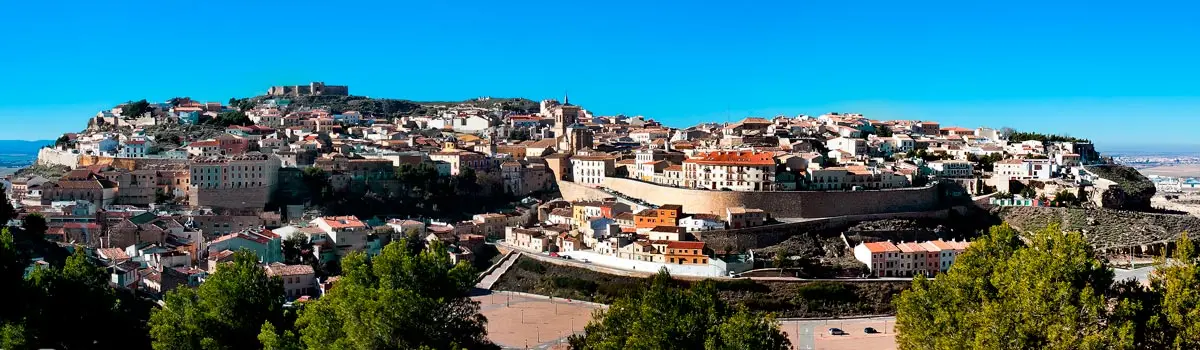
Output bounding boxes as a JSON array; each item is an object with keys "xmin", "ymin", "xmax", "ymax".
[
  {"xmin": 474, "ymin": 291, "xmax": 603, "ymax": 350},
  {"xmin": 476, "ymin": 290, "xmax": 897, "ymax": 350}
]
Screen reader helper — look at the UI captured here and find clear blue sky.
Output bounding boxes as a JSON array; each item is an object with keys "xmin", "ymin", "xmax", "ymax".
[{"xmin": 2, "ymin": 1, "xmax": 1199, "ymax": 151}]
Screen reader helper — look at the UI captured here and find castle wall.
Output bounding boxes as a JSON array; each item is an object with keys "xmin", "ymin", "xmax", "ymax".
[
  {"xmin": 693, "ymin": 209, "xmax": 953, "ymax": 252},
  {"xmin": 37, "ymin": 148, "xmax": 80, "ymax": 168},
  {"xmin": 78, "ymin": 156, "xmax": 187, "ymax": 171},
  {"xmin": 559, "ymin": 177, "xmax": 941, "ymax": 219}
]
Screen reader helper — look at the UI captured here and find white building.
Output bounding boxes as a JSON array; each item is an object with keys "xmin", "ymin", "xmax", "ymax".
[
  {"xmin": 119, "ymin": 139, "xmax": 154, "ymax": 158},
  {"xmin": 927, "ymin": 160, "xmax": 974, "ymax": 178},
  {"xmin": 571, "ymin": 155, "xmax": 616, "ymax": 187},
  {"xmin": 678, "ymin": 214, "xmax": 725, "ymax": 232},
  {"xmin": 994, "ymin": 158, "xmax": 1052, "ymax": 180},
  {"xmin": 826, "ymin": 137, "xmax": 869, "ymax": 158},
  {"xmin": 682, "ymin": 151, "xmax": 775, "ymax": 191},
  {"xmin": 310, "ymin": 216, "xmax": 370, "ymax": 256}
]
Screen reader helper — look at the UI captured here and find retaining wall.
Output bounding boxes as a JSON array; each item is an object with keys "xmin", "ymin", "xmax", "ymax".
[
  {"xmin": 36, "ymin": 148, "xmax": 80, "ymax": 168},
  {"xmin": 694, "ymin": 210, "xmax": 954, "ymax": 252},
  {"xmin": 558, "ymin": 178, "xmax": 941, "ymax": 218}
]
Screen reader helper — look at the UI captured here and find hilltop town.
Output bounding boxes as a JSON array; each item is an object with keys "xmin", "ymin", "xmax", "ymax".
[{"xmin": 2, "ymin": 81, "xmax": 1155, "ymax": 293}]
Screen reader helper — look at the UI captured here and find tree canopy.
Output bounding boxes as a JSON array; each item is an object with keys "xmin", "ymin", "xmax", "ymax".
[
  {"xmin": 568, "ymin": 270, "xmax": 791, "ymax": 350},
  {"xmin": 895, "ymin": 224, "xmax": 1139, "ymax": 349},
  {"xmin": 207, "ymin": 111, "xmax": 253, "ymax": 127},
  {"xmin": 291, "ymin": 239, "xmax": 492, "ymax": 349},
  {"xmin": 149, "ymin": 250, "xmax": 286, "ymax": 350},
  {"xmin": 1146, "ymin": 232, "xmax": 1200, "ymax": 348},
  {"xmin": 0, "ymin": 229, "xmax": 152, "ymax": 349},
  {"xmin": 122, "ymin": 99, "xmax": 152, "ymax": 118}
]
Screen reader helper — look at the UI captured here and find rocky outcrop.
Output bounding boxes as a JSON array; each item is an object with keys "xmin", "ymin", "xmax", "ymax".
[
  {"xmin": 1086, "ymin": 165, "xmax": 1155, "ymax": 211},
  {"xmin": 995, "ymin": 206, "xmax": 1200, "ymax": 250}
]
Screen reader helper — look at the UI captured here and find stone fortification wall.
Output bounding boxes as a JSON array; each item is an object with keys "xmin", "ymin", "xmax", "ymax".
[
  {"xmin": 37, "ymin": 148, "xmax": 80, "ymax": 168},
  {"xmin": 78, "ymin": 156, "xmax": 187, "ymax": 171},
  {"xmin": 694, "ymin": 210, "xmax": 953, "ymax": 253},
  {"xmin": 189, "ymin": 186, "xmax": 271, "ymax": 209},
  {"xmin": 559, "ymin": 178, "xmax": 941, "ymax": 218}
]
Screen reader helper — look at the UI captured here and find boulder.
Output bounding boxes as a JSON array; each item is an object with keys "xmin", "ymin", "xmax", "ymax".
[{"xmin": 1086, "ymin": 165, "xmax": 1154, "ymax": 211}]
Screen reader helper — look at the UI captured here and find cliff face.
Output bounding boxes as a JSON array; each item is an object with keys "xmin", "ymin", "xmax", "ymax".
[{"xmin": 1086, "ymin": 165, "xmax": 1155, "ymax": 211}]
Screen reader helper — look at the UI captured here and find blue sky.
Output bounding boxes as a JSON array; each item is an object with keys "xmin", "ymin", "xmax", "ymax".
[{"xmin": 2, "ymin": 1, "xmax": 1199, "ymax": 151}]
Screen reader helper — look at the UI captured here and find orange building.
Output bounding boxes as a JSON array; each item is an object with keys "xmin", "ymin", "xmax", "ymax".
[
  {"xmin": 665, "ymin": 241, "xmax": 708, "ymax": 265},
  {"xmin": 634, "ymin": 204, "xmax": 683, "ymax": 229}
]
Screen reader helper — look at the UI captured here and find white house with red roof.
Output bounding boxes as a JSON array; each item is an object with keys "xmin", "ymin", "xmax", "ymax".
[
  {"xmin": 682, "ymin": 150, "xmax": 776, "ymax": 191},
  {"xmin": 311, "ymin": 216, "xmax": 376, "ymax": 257}
]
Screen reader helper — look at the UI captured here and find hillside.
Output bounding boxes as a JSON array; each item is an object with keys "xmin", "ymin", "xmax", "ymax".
[
  {"xmin": 245, "ymin": 95, "xmax": 539, "ymax": 117},
  {"xmin": 994, "ymin": 206, "xmax": 1200, "ymax": 250}
]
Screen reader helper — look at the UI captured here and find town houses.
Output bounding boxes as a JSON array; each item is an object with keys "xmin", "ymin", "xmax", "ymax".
[{"xmin": 6, "ymin": 85, "xmax": 1113, "ymax": 297}]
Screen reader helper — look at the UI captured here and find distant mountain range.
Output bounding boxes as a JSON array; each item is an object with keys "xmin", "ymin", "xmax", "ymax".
[
  {"xmin": 0, "ymin": 140, "xmax": 51, "ymax": 168},
  {"xmin": 0, "ymin": 140, "xmax": 52, "ymax": 155}
]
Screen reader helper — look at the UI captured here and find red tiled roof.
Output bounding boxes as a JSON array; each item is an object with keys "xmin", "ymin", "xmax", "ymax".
[
  {"xmin": 684, "ymin": 151, "xmax": 775, "ymax": 167},
  {"xmin": 667, "ymin": 241, "xmax": 706, "ymax": 250},
  {"xmin": 266, "ymin": 263, "xmax": 315, "ymax": 277},
  {"xmin": 862, "ymin": 241, "xmax": 900, "ymax": 253},
  {"xmin": 318, "ymin": 216, "xmax": 365, "ymax": 229}
]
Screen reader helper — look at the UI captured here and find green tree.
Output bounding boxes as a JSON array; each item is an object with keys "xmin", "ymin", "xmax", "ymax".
[
  {"xmin": 0, "ymin": 185, "xmax": 15, "ymax": 225},
  {"xmin": 894, "ymin": 224, "xmax": 1138, "ymax": 349},
  {"xmin": 24, "ymin": 249, "xmax": 141, "ymax": 348},
  {"xmin": 122, "ymin": 99, "xmax": 152, "ymax": 118},
  {"xmin": 149, "ymin": 250, "xmax": 286, "ymax": 350},
  {"xmin": 0, "ymin": 229, "xmax": 28, "ymax": 346},
  {"xmin": 207, "ymin": 111, "xmax": 252, "ymax": 127},
  {"xmin": 568, "ymin": 270, "xmax": 790, "ymax": 350},
  {"xmin": 0, "ymin": 230, "xmax": 151, "ymax": 349},
  {"xmin": 1147, "ymin": 232, "xmax": 1200, "ymax": 348},
  {"xmin": 259, "ymin": 321, "xmax": 302, "ymax": 350},
  {"xmin": 293, "ymin": 239, "xmax": 492, "ymax": 349},
  {"xmin": 282, "ymin": 233, "xmax": 311, "ymax": 265},
  {"xmin": 21, "ymin": 213, "xmax": 47, "ymax": 242}
]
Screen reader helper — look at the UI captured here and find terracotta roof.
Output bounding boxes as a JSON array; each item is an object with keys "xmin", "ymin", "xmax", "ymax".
[
  {"xmin": 862, "ymin": 241, "xmax": 900, "ymax": 253},
  {"xmin": 98, "ymin": 248, "xmax": 129, "ymax": 261},
  {"xmin": 667, "ymin": 241, "xmax": 706, "ymax": 250},
  {"xmin": 317, "ymin": 216, "xmax": 366, "ymax": 229},
  {"xmin": 209, "ymin": 249, "xmax": 236, "ymax": 261},
  {"xmin": 685, "ymin": 151, "xmax": 775, "ymax": 167},
  {"xmin": 896, "ymin": 242, "xmax": 927, "ymax": 253},
  {"xmin": 651, "ymin": 225, "xmax": 683, "ymax": 233},
  {"xmin": 266, "ymin": 263, "xmax": 315, "ymax": 277}
]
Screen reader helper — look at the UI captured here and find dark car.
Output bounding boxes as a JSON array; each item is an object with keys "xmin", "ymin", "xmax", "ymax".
[
  {"xmin": 828, "ymin": 328, "xmax": 845, "ymax": 336},
  {"xmin": 863, "ymin": 327, "xmax": 878, "ymax": 334}
]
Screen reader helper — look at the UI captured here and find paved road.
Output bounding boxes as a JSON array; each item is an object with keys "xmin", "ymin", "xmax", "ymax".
[{"xmin": 476, "ymin": 252, "xmax": 521, "ymax": 290}]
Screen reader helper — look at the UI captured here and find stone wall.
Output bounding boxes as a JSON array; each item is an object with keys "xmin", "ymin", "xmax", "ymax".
[
  {"xmin": 694, "ymin": 209, "xmax": 953, "ymax": 253},
  {"xmin": 189, "ymin": 186, "xmax": 271, "ymax": 209},
  {"xmin": 79, "ymin": 156, "xmax": 187, "ymax": 171},
  {"xmin": 558, "ymin": 178, "xmax": 941, "ymax": 218},
  {"xmin": 36, "ymin": 148, "xmax": 80, "ymax": 168}
]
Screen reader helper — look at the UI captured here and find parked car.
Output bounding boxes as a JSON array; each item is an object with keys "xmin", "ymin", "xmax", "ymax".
[
  {"xmin": 828, "ymin": 328, "xmax": 845, "ymax": 336},
  {"xmin": 863, "ymin": 327, "xmax": 878, "ymax": 334}
]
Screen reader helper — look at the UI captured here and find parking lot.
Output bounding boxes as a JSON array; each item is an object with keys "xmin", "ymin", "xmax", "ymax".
[{"xmin": 780, "ymin": 317, "xmax": 898, "ymax": 350}]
